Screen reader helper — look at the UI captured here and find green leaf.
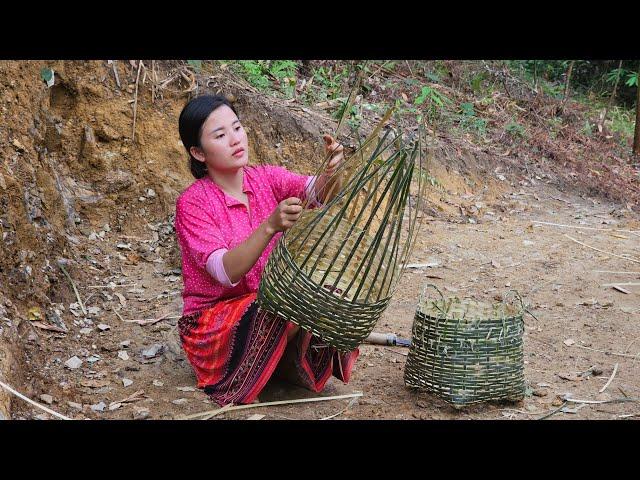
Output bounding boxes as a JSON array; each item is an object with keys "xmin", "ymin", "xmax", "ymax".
[
  {"xmin": 187, "ymin": 60, "xmax": 202, "ymax": 71},
  {"xmin": 40, "ymin": 68, "xmax": 54, "ymax": 84},
  {"xmin": 625, "ymin": 72, "xmax": 638, "ymax": 87},
  {"xmin": 460, "ymin": 102, "xmax": 475, "ymax": 117}
]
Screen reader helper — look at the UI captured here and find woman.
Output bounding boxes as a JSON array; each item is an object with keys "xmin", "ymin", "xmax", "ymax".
[{"xmin": 175, "ymin": 94, "xmax": 359, "ymax": 406}]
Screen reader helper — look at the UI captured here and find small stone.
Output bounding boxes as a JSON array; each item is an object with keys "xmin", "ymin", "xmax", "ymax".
[
  {"xmin": 118, "ymin": 350, "xmax": 130, "ymax": 361},
  {"xmin": 108, "ymin": 403, "xmax": 122, "ymax": 411},
  {"xmin": 176, "ymin": 386, "xmax": 195, "ymax": 392},
  {"xmin": 532, "ymin": 389, "xmax": 548, "ymax": 397},
  {"xmin": 141, "ymin": 344, "xmax": 164, "ymax": 359},
  {"xmin": 86, "ymin": 355, "xmax": 101, "ymax": 363},
  {"xmin": 146, "ymin": 188, "xmax": 156, "ymax": 198},
  {"xmin": 523, "ymin": 240, "xmax": 535, "ymax": 246},
  {"xmin": 172, "ymin": 398, "xmax": 188, "ymax": 405},
  {"xmin": 120, "ymin": 339, "xmax": 131, "ymax": 348},
  {"xmin": 132, "ymin": 407, "xmax": 149, "ymax": 420},
  {"xmin": 67, "ymin": 401, "xmax": 83, "ymax": 411},
  {"xmin": 152, "ymin": 380, "xmax": 164, "ymax": 387},
  {"xmin": 79, "ymin": 328, "xmax": 92, "ymax": 335},
  {"xmin": 91, "ymin": 402, "xmax": 106, "ymax": 412},
  {"xmin": 65, "ymin": 356, "xmax": 83, "ymax": 369},
  {"xmin": 97, "ymin": 323, "xmax": 111, "ymax": 331},
  {"xmin": 563, "ymin": 338, "xmax": 575, "ymax": 347},
  {"xmin": 122, "ymin": 378, "xmax": 133, "ymax": 387},
  {"xmin": 35, "ymin": 414, "xmax": 50, "ymax": 420},
  {"xmin": 39, "ymin": 394, "xmax": 53, "ymax": 405},
  {"xmin": 12, "ymin": 139, "xmax": 26, "ymax": 151}
]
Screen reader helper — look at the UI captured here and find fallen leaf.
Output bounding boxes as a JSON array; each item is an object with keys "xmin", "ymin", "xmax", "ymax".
[
  {"xmin": 27, "ymin": 307, "xmax": 43, "ymax": 321},
  {"xmin": 113, "ymin": 390, "xmax": 145, "ymax": 405},
  {"xmin": 115, "ymin": 292, "xmax": 127, "ymax": 308},
  {"xmin": 31, "ymin": 322, "xmax": 67, "ymax": 333},
  {"xmin": 558, "ymin": 372, "xmax": 581, "ymax": 382},
  {"xmin": 80, "ymin": 379, "xmax": 111, "ymax": 389}
]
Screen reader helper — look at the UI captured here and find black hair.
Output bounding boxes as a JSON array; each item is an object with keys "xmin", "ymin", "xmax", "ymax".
[{"xmin": 178, "ymin": 94, "xmax": 239, "ymax": 179}]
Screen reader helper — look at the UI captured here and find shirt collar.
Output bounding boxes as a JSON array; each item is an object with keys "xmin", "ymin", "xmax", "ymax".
[{"xmin": 206, "ymin": 168, "xmax": 252, "ymax": 207}]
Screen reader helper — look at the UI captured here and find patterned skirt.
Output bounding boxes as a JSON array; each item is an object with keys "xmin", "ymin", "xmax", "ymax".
[{"xmin": 178, "ymin": 293, "xmax": 359, "ymax": 406}]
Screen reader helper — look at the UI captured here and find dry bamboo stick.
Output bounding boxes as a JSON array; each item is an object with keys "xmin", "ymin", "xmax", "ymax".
[
  {"xmin": 594, "ymin": 270, "xmax": 640, "ymax": 275},
  {"xmin": 564, "ymin": 234, "xmax": 640, "ymax": 265},
  {"xmin": 0, "ymin": 380, "xmax": 70, "ymax": 420},
  {"xmin": 182, "ymin": 392, "xmax": 363, "ymax": 420},
  {"xmin": 534, "ymin": 220, "xmax": 640, "ymax": 234}
]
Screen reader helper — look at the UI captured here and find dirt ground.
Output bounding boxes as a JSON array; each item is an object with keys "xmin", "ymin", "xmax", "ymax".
[
  {"xmin": 2, "ymin": 60, "xmax": 640, "ymax": 421},
  {"xmin": 7, "ymin": 175, "xmax": 640, "ymax": 421}
]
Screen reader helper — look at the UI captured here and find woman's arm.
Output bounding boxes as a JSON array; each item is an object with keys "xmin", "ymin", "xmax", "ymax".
[{"xmin": 222, "ymin": 197, "xmax": 303, "ymax": 283}]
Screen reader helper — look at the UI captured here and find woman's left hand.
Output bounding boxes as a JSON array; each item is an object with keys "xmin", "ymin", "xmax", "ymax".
[{"xmin": 322, "ymin": 134, "xmax": 344, "ymax": 177}]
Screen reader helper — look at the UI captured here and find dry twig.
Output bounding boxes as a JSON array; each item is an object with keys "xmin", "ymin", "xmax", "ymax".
[
  {"xmin": 573, "ymin": 344, "xmax": 640, "ymax": 360},
  {"xmin": 599, "ymin": 363, "xmax": 619, "ymax": 393},
  {"xmin": 131, "ymin": 60, "xmax": 143, "ymax": 141},
  {"xmin": 58, "ymin": 263, "xmax": 87, "ymax": 315}
]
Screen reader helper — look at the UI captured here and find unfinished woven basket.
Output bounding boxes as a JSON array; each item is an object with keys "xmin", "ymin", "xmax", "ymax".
[
  {"xmin": 258, "ymin": 110, "xmax": 429, "ymax": 351},
  {"xmin": 404, "ymin": 285, "xmax": 525, "ymax": 407}
]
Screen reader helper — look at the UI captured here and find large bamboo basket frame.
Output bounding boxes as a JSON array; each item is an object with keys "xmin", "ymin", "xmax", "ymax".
[
  {"xmin": 404, "ymin": 284, "xmax": 526, "ymax": 407},
  {"xmin": 258, "ymin": 110, "xmax": 430, "ymax": 351}
]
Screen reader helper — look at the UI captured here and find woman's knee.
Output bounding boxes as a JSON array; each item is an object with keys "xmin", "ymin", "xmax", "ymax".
[{"xmin": 286, "ymin": 325, "xmax": 300, "ymax": 341}]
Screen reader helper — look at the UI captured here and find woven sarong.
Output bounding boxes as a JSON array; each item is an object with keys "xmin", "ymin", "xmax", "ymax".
[{"xmin": 178, "ymin": 292, "xmax": 359, "ymax": 406}]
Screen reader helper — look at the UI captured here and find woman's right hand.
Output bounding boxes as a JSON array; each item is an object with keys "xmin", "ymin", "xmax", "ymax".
[{"xmin": 266, "ymin": 197, "xmax": 303, "ymax": 234}]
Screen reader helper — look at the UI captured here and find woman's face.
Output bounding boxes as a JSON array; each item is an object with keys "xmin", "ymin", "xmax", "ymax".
[{"xmin": 191, "ymin": 105, "xmax": 249, "ymax": 173}]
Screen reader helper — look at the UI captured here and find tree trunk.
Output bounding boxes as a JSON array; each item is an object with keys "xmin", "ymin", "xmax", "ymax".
[
  {"xmin": 563, "ymin": 60, "xmax": 575, "ymax": 101},
  {"xmin": 634, "ymin": 63, "xmax": 640, "ymax": 156},
  {"xmin": 599, "ymin": 60, "xmax": 623, "ymax": 133}
]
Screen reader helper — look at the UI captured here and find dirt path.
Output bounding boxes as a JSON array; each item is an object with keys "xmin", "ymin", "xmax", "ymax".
[{"xmin": 8, "ymin": 175, "xmax": 640, "ymax": 421}]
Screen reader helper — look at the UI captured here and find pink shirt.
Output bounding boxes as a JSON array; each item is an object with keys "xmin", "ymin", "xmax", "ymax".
[{"xmin": 175, "ymin": 165, "xmax": 312, "ymax": 316}]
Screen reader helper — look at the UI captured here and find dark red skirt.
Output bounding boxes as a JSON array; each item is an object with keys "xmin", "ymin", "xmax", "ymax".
[{"xmin": 178, "ymin": 293, "xmax": 359, "ymax": 406}]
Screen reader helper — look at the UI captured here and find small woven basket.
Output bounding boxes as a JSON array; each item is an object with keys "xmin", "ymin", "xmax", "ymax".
[{"xmin": 404, "ymin": 284, "xmax": 525, "ymax": 407}]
